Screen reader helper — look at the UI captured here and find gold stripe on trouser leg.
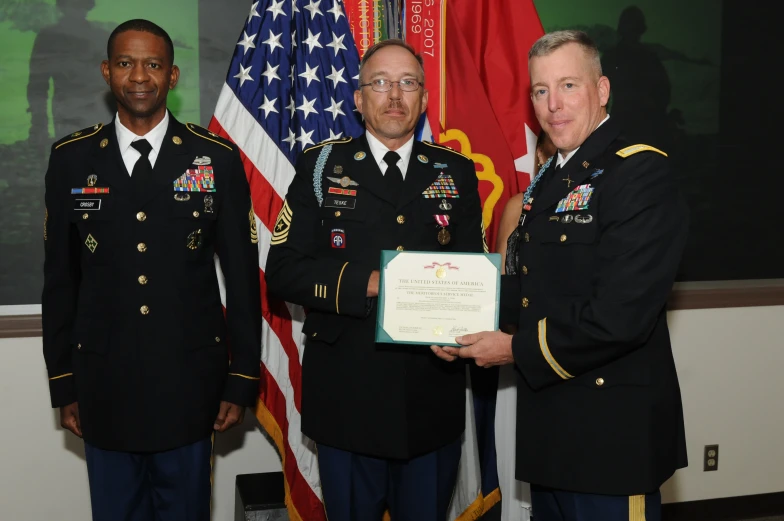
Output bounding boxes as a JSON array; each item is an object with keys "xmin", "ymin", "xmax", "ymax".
[{"xmin": 629, "ymin": 495, "xmax": 646, "ymax": 521}]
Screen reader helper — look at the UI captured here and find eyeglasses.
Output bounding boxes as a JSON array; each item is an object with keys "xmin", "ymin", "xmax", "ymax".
[{"xmin": 359, "ymin": 78, "xmax": 423, "ymax": 92}]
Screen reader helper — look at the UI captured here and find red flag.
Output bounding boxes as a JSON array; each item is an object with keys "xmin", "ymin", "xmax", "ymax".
[{"xmin": 409, "ymin": 0, "xmax": 545, "ymax": 252}]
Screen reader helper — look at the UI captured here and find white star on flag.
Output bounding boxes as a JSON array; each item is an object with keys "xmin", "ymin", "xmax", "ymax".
[
  {"xmin": 304, "ymin": 0, "xmax": 323, "ymax": 19},
  {"xmin": 324, "ymin": 97, "xmax": 345, "ymax": 120},
  {"xmin": 298, "ymin": 63, "xmax": 321, "ymax": 87},
  {"xmin": 326, "ymin": 65, "xmax": 347, "ymax": 88},
  {"xmin": 263, "ymin": 30, "xmax": 284, "ymax": 52},
  {"xmin": 237, "ymin": 31, "xmax": 256, "ymax": 55},
  {"xmin": 326, "ymin": 32, "xmax": 347, "ymax": 56},
  {"xmin": 247, "ymin": 1, "xmax": 260, "ymax": 24},
  {"xmin": 233, "ymin": 63, "xmax": 253, "ymax": 87},
  {"xmin": 266, "ymin": 0, "xmax": 287, "ymax": 20},
  {"xmin": 327, "ymin": 2, "xmax": 345, "ymax": 22},
  {"xmin": 262, "ymin": 62, "xmax": 280, "ymax": 84},
  {"xmin": 303, "ymin": 29, "xmax": 323, "ymax": 53},
  {"xmin": 296, "ymin": 95, "xmax": 318, "ymax": 119},
  {"xmin": 258, "ymin": 96, "xmax": 278, "ymax": 118}
]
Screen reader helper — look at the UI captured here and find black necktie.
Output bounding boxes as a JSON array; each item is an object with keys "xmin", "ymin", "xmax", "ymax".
[
  {"xmin": 382, "ymin": 150, "xmax": 404, "ymax": 200},
  {"xmin": 131, "ymin": 139, "xmax": 153, "ymax": 194}
]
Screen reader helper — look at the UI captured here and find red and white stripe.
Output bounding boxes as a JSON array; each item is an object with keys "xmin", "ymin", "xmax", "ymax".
[{"xmin": 209, "ymin": 83, "xmax": 327, "ymax": 521}]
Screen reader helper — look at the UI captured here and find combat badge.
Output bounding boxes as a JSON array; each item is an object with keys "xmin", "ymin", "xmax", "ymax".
[
  {"xmin": 270, "ymin": 200, "xmax": 292, "ymax": 245},
  {"xmin": 193, "ymin": 156, "xmax": 211, "ymax": 165}
]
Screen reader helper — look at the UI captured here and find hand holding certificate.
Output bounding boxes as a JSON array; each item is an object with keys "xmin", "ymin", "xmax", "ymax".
[{"xmin": 375, "ymin": 251, "xmax": 501, "ymax": 346}]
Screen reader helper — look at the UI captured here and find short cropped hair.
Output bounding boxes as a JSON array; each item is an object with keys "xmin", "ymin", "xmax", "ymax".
[
  {"xmin": 528, "ymin": 30, "xmax": 602, "ymax": 79},
  {"xmin": 107, "ymin": 19, "xmax": 174, "ymax": 65}
]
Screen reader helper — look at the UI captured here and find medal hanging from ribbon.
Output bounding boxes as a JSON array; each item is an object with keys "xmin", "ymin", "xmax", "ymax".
[{"xmin": 434, "ymin": 214, "xmax": 450, "ymax": 245}]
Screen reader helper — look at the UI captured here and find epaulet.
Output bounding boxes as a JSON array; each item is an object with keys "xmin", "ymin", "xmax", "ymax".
[
  {"xmin": 421, "ymin": 140, "xmax": 471, "ymax": 160},
  {"xmin": 54, "ymin": 123, "xmax": 103, "ymax": 150},
  {"xmin": 616, "ymin": 144, "xmax": 667, "ymax": 158},
  {"xmin": 185, "ymin": 122, "xmax": 234, "ymax": 151},
  {"xmin": 304, "ymin": 136, "xmax": 353, "ymax": 153}
]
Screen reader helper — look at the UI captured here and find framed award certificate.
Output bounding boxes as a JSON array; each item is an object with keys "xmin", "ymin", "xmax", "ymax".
[{"xmin": 375, "ymin": 250, "xmax": 501, "ymax": 346}]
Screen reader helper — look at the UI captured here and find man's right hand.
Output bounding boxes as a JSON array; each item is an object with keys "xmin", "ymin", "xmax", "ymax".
[
  {"xmin": 367, "ymin": 270, "xmax": 380, "ymax": 297},
  {"xmin": 60, "ymin": 402, "xmax": 82, "ymax": 437}
]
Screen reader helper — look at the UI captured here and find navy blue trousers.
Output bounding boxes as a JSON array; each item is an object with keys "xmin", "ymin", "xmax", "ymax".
[
  {"xmin": 317, "ymin": 437, "xmax": 462, "ymax": 521},
  {"xmin": 531, "ymin": 485, "xmax": 661, "ymax": 521},
  {"xmin": 84, "ymin": 436, "xmax": 213, "ymax": 521}
]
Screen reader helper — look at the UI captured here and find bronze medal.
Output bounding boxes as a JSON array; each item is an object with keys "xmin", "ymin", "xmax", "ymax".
[{"xmin": 438, "ymin": 227, "xmax": 451, "ymax": 245}]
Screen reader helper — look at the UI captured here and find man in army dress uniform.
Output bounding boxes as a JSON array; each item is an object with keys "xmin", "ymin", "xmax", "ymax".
[
  {"xmin": 42, "ymin": 20, "xmax": 261, "ymax": 521},
  {"xmin": 434, "ymin": 31, "xmax": 689, "ymax": 521},
  {"xmin": 265, "ymin": 40, "xmax": 486, "ymax": 521}
]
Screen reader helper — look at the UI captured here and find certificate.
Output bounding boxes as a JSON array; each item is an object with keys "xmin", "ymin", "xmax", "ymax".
[{"xmin": 375, "ymin": 250, "xmax": 501, "ymax": 346}]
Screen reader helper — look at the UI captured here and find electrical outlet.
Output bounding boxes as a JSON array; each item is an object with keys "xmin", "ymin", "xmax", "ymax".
[{"xmin": 704, "ymin": 444, "xmax": 719, "ymax": 471}]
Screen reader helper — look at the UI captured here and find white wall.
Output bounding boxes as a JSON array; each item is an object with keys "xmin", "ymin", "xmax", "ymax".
[
  {"xmin": 661, "ymin": 305, "xmax": 784, "ymax": 503},
  {"xmin": 0, "ymin": 336, "xmax": 281, "ymax": 521},
  {"xmin": 2, "ymin": 305, "xmax": 783, "ymax": 519}
]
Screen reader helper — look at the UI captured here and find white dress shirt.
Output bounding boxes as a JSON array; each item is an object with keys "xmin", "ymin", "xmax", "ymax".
[
  {"xmin": 115, "ymin": 111, "xmax": 170, "ymax": 175},
  {"xmin": 365, "ymin": 131, "xmax": 415, "ymax": 179}
]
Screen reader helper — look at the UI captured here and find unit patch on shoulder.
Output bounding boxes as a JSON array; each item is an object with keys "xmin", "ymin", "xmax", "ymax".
[
  {"xmin": 616, "ymin": 144, "xmax": 668, "ymax": 158},
  {"xmin": 270, "ymin": 200, "xmax": 292, "ymax": 245}
]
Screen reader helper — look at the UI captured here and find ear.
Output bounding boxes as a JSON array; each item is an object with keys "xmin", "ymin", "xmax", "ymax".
[
  {"xmin": 169, "ymin": 65, "xmax": 180, "ymax": 90},
  {"xmin": 100, "ymin": 60, "xmax": 110, "ymax": 86},
  {"xmin": 354, "ymin": 89, "xmax": 364, "ymax": 116},
  {"xmin": 597, "ymin": 76, "xmax": 610, "ymax": 107},
  {"xmin": 420, "ymin": 87, "xmax": 428, "ymax": 115}
]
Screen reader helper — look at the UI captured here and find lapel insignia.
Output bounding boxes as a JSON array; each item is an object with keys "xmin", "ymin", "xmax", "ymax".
[
  {"xmin": 417, "ymin": 154, "xmax": 429, "ymax": 164},
  {"xmin": 422, "ymin": 173, "xmax": 459, "ymax": 199},
  {"xmin": 327, "ymin": 176, "xmax": 358, "ymax": 188},
  {"xmin": 172, "ymin": 136, "xmax": 182, "ymax": 145},
  {"xmin": 354, "ymin": 151, "xmax": 366, "ymax": 161},
  {"xmin": 556, "ymin": 184, "xmax": 594, "ymax": 213},
  {"xmin": 193, "ymin": 156, "xmax": 211, "ymax": 165},
  {"xmin": 100, "ymin": 138, "xmax": 109, "ymax": 148},
  {"xmin": 173, "ymin": 166, "xmax": 216, "ymax": 192},
  {"xmin": 85, "ymin": 234, "xmax": 98, "ymax": 253}
]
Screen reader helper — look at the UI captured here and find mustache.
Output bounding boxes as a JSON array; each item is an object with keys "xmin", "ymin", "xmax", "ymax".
[{"xmin": 385, "ymin": 101, "xmax": 406, "ymax": 113}]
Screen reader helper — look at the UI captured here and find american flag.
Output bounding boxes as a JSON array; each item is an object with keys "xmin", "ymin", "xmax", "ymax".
[{"xmin": 208, "ymin": 1, "xmax": 364, "ymax": 519}]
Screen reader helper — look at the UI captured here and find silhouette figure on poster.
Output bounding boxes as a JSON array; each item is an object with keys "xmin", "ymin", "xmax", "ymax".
[
  {"xmin": 602, "ymin": 6, "xmax": 678, "ymax": 151},
  {"xmin": 27, "ymin": 0, "xmax": 113, "ymax": 153}
]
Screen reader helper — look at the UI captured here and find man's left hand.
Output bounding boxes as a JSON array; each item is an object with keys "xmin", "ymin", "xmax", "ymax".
[
  {"xmin": 430, "ymin": 331, "xmax": 514, "ymax": 368},
  {"xmin": 214, "ymin": 401, "xmax": 245, "ymax": 432}
]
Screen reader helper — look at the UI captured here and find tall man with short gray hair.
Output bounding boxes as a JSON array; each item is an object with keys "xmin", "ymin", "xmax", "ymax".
[{"xmin": 434, "ymin": 30, "xmax": 689, "ymax": 521}]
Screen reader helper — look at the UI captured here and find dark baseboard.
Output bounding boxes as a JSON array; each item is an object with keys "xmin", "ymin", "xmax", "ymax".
[{"xmin": 663, "ymin": 492, "xmax": 784, "ymax": 521}]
